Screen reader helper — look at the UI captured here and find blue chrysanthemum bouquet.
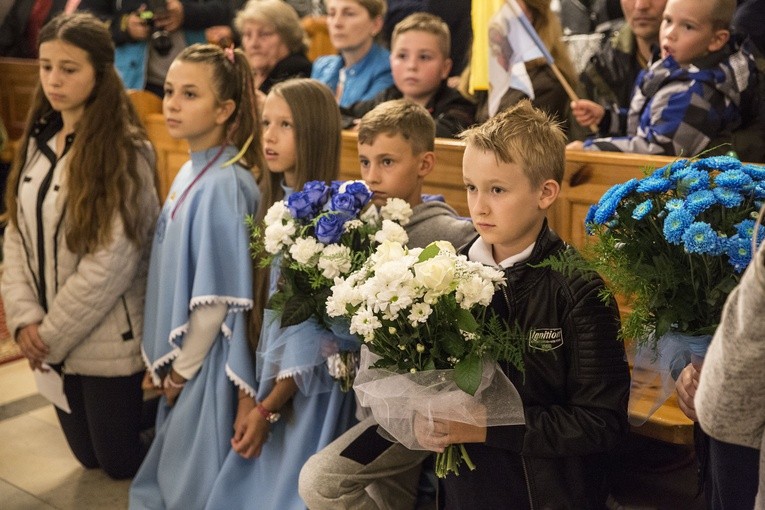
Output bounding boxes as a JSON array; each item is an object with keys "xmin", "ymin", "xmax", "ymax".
[
  {"xmin": 248, "ymin": 180, "xmax": 413, "ymax": 390},
  {"xmin": 549, "ymin": 156, "xmax": 765, "ymax": 349}
]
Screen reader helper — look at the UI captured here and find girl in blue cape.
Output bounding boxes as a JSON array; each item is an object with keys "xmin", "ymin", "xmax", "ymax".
[
  {"xmin": 205, "ymin": 78, "xmax": 357, "ymax": 510},
  {"xmin": 129, "ymin": 44, "xmax": 263, "ymax": 509}
]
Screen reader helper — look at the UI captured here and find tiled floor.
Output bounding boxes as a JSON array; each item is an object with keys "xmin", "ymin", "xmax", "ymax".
[
  {"xmin": 0, "ymin": 356, "xmax": 707, "ymax": 510},
  {"xmin": 0, "ymin": 359, "xmax": 130, "ymax": 510}
]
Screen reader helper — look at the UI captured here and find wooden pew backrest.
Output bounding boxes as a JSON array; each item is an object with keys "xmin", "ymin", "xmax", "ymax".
[
  {"xmin": 144, "ymin": 112, "xmax": 189, "ymax": 201},
  {"xmin": 0, "ymin": 58, "xmax": 39, "ymax": 162},
  {"xmin": 127, "ymin": 89, "xmax": 163, "ymax": 128},
  {"xmin": 552, "ymin": 150, "xmax": 675, "ymax": 249},
  {"xmin": 301, "ymin": 16, "xmax": 336, "ymax": 62}
]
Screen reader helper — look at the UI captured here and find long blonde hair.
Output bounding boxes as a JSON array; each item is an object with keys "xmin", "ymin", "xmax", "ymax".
[
  {"xmin": 250, "ymin": 78, "xmax": 342, "ymax": 347},
  {"xmin": 4, "ymin": 12, "xmax": 158, "ymax": 254}
]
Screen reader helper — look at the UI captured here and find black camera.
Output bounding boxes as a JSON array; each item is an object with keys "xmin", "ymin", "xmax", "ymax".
[{"xmin": 140, "ymin": 0, "xmax": 172, "ymax": 56}]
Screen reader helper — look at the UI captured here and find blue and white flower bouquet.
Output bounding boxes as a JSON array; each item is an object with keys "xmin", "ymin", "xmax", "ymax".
[
  {"xmin": 546, "ymin": 156, "xmax": 765, "ymax": 350},
  {"xmin": 248, "ymin": 180, "xmax": 413, "ymax": 390},
  {"xmin": 327, "ymin": 240, "xmax": 526, "ymax": 477}
]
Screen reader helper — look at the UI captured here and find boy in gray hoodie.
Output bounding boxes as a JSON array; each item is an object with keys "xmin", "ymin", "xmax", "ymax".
[{"xmin": 298, "ymin": 99, "xmax": 474, "ymax": 510}]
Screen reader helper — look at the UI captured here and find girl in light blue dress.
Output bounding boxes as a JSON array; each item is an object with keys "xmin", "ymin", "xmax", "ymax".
[
  {"xmin": 129, "ymin": 44, "xmax": 263, "ymax": 509},
  {"xmin": 205, "ymin": 78, "xmax": 357, "ymax": 510}
]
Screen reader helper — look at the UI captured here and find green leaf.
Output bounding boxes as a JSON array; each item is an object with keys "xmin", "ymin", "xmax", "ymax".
[
  {"xmin": 417, "ymin": 243, "xmax": 440, "ymax": 262},
  {"xmin": 281, "ymin": 295, "xmax": 314, "ymax": 327},
  {"xmin": 454, "ymin": 354, "xmax": 482, "ymax": 395},
  {"xmin": 267, "ymin": 290, "xmax": 288, "ymax": 311},
  {"xmin": 455, "ymin": 308, "xmax": 478, "ymax": 333},
  {"xmin": 442, "ymin": 330, "xmax": 466, "ymax": 358}
]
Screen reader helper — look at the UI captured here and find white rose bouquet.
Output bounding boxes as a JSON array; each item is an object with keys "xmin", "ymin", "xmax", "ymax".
[
  {"xmin": 327, "ymin": 240, "xmax": 527, "ymax": 477},
  {"xmin": 248, "ymin": 180, "xmax": 413, "ymax": 390}
]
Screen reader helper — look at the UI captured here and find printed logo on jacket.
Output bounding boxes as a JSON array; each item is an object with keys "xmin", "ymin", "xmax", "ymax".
[{"xmin": 528, "ymin": 328, "xmax": 563, "ymax": 351}]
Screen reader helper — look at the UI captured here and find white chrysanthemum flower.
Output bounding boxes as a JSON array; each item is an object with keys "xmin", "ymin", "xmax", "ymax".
[
  {"xmin": 380, "ymin": 198, "xmax": 413, "ymax": 225},
  {"xmin": 264, "ymin": 201, "xmax": 292, "ymax": 225},
  {"xmin": 318, "ymin": 244, "xmax": 353, "ymax": 279},
  {"xmin": 408, "ymin": 302, "xmax": 432, "ymax": 325},
  {"xmin": 370, "ymin": 240, "xmax": 408, "ymax": 266},
  {"xmin": 343, "ymin": 219, "xmax": 364, "ymax": 232},
  {"xmin": 326, "ymin": 278, "xmax": 363, "ymax": 317},
  {"xmin": 349, "ymin": 306, "xmax": 381, "ymax": 342},
  {"xmin": 364, "ymin": 260, "xmax": 415, "ymax": 317},
  {"xmin": 289, "ymin": 236, "xmax": 323, "ymax": 266},
  {"xmin": 374, "ymin": 220, "xmax": 409, "ymax": 245},
  {"xmin": 326, "ymin": 353, "xmax": 347, "ymax": 378},
  {"xmin": 456, "ymin": 274, "xmax": 496, "ymax": 309},
  {"xmin": 263, "ymin": 220, "xmax": 296, "ymax": 254},
  {"xmin": 360, "ymin": 204, "xmax": 380, "ymax": 224}
]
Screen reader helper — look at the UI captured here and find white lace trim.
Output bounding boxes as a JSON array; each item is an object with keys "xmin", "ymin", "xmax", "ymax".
[
  {"xmin": 225, "ymin": 364, "xmax": 256, "ymax": 398},
  {"xmin": 189, "ymin": 295, "xmax": 253, "ymax": 312},
  {"xmin": 142, "ymin": 344, "xmax": 180, "ymax": 386},
  {"xmin": 168, "ymin": 323, "xmax": 189, "ymax": 348},
  {"xmin": 276, "ymin": 365, "xmax": 315, "ymax": 381}
]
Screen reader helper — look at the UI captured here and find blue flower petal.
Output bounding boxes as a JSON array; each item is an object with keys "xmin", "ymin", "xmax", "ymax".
[
  {"xmin": 714, "ymin": 170, "xmax": 752, "ymax": 190},
  {"xmin": 712, "ymin": 187, "xmax": 744, "ymax": 207},
  {"xmin": 678, "ymin": 170, "xmax": 711, "ymax": 194},
  {"xmin": 726, "ymin": 235, "xmax": 752, "ymax": 273},
  {"xmin": 691, "ymin": 156, "xmax": 742, "ymax": 172},
  {"xmin": 594, "ymin": 179, "xmax": 640, "ymax": 224},
  {"xmin": 632, "ymin": 200, "xmax": 653, "ymax": 220},
  {"xmin": 685, "ymin": 190, "xmax": 716, "ymax": 215},
  {"xmin": 637, "ymin": 176, "xmax": 672, "ymax": 193},
  {"xmin": 681, "ymin": 222, "xmax": 718, "ymax": 254},
  {"xmin": 741, "ymin": 164, "xmax": 765, "ymax": 181},
  {"xmin": 665, "ymin": 198, "xmax": 685, "ymax": 211},
  {"xmin": 663, "ymin": 209, "xmax": 694, "ymax": 244}
]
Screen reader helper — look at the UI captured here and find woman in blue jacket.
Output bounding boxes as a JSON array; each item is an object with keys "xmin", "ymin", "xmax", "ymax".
[{"xmin": 311, "ymin": 0, "xmax": 393, "ymax": 107}]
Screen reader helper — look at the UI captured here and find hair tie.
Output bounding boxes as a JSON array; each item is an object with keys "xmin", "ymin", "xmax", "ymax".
[{"xmin": 224, "ymin": 45, "xmax": 235, "ymax": 63}]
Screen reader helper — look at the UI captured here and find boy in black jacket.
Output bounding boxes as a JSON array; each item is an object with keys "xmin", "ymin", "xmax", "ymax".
[{"xmin": 414, "ymin": 100, "xmax": 630, "ymax": 509}]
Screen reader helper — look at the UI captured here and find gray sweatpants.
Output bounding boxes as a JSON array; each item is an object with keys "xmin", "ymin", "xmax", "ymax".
[{"xmin": 298, "ymin": 415, "xmax": 429, "ymax": 510}]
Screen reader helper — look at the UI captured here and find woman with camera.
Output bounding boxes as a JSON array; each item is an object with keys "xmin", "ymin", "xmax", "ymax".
[{"xmin": 79, "ymin": 0, "xmax": 236, "ymax": 95}]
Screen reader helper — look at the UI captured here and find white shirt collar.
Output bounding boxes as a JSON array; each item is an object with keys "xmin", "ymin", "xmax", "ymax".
[{"xmin": 467, "ymin": 236, "xmax": 535, "ymax": 268}]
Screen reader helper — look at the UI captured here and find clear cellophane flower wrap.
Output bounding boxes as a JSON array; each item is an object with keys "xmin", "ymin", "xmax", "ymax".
[{"xmin": 353, "ymin": 346, "xmax": 525, "ymax": 477}]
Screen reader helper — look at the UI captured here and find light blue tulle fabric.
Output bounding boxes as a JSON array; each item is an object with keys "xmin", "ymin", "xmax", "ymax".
[{"xmin": 628, "ymin": 331, "xmax": 712, "ymax": 426}]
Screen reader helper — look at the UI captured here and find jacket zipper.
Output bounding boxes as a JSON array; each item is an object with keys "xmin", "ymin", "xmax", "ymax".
[
  {"xmin": 521, "ymin": 456, "xmax": 535, "ymax": 510},
  {"xmin": 33, "ymin": 133, "xmax": 73, "ymax": 312},
  {"xmin": 502, "ymin": 282, "xmax": 535, "ymax": 509},
  {"xmin": 121, "ymin": 296, "xmax": 135, "ymax": 341}
]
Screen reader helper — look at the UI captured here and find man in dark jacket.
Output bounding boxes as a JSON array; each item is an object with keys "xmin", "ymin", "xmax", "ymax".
[
  {"xmin": 579, "ymin": 0, "xmax": 666, "ymax": 115},
  {"xmin": 0, "ymin": 0, "xmax": 68, "ymax": 57}
]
